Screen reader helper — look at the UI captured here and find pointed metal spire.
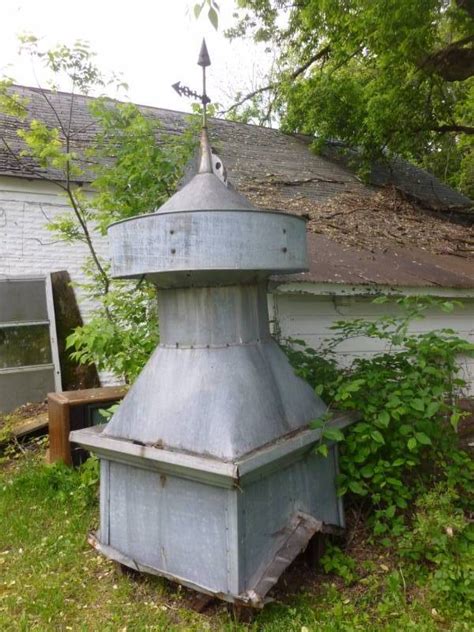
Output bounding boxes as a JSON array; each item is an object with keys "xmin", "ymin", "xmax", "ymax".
[
  {"xmin": 198, "ymin": 39, "xmax": 213, "ymax": 174},
  {"xmin": 197, "ymin": 39, "xmax": 211, "ymax": 68}
]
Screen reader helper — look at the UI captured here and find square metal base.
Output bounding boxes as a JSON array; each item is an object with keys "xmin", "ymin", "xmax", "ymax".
[{"xmin": 71, "ymin": 420, "xmax": 353, "ymax": 605}]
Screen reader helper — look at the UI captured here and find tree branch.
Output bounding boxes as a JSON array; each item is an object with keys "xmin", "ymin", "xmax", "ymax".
[
  {"xmin": 431, "ymin": 124, "xmax": 474, "ymax": 135},
  {"xmin": 36, "ymin": 83, "xmax": 68, "ymax": 137},
  {"xmin": 220, "ymin": 45, "xmax": 330, "ymax": 116},
  {"xmin": 421, "ymin": 34, "xmax": 474, "ymax": 82},
  {"xmin": 288, "ymin": 45, "xmax": 331, "ymax": 80}
]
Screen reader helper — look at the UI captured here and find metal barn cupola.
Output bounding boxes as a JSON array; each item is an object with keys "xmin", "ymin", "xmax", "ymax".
[{"xmin": 71, "ymin": 41, "xmax": 353, "ymax": 607}]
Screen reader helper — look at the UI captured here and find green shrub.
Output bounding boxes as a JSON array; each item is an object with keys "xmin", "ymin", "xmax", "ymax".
[{"xmin": 284, "ymin": 297, "xmax": 474, "ymax": 537}]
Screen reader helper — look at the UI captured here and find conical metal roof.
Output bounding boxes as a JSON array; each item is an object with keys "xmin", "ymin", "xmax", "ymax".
[
  {"xmin": 157, "ymin": 127, "xmax": 257, "ymax": 213},
  {"xmin": 158, "ymin": 172, "xmax": 257, "ymax": 213}
]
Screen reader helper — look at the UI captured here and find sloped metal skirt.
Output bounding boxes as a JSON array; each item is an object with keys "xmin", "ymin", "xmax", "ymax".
[{"xmin": 95, "ymin": 444, "xmax": 344, "ymax": 605}]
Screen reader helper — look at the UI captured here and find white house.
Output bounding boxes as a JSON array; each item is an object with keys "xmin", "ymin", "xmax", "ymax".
[{"xmin": 1, "ymin": 86, "xmax": 473, "ymax": 402}]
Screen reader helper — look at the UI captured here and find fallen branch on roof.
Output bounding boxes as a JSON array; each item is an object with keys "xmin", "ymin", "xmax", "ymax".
[{"xmin": 250, "ymin": 174, "xmax": 353, "ymax": 186}]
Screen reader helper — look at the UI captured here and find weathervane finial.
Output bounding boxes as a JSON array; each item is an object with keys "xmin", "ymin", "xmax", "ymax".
[
  {"xmin": 198, "ymin": 38, "xmax": 211, "ymax": 68},
  {"xmin": 197, "ymin": 39, "xmax": 212, "ymax": 173},
  {"xmin": 198, "ymin": 38, "xmax": 211, "ymax": 129},
  {"xmin": 171, "ymin": 39, "xmax": 213, "ymax": 174}
]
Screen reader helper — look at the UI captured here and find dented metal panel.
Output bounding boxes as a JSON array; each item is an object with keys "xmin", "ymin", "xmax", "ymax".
[{"xmin": 107, "ymin": 462, "xmax": 232, "ymax": 593}]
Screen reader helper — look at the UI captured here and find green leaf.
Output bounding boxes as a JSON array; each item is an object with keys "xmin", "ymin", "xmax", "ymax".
[
  {"xmin": 316, "ymin": 443, "xmax": 329, "ymax": 458},
  {"xmin": 371, "ymin": 430, "xmax": 385, "ymax": 444},
  {"xmin": 348, "ymin": 480, "xmax": 367, "ymax": 495},
  {"xmin": 396, "ymin": 497, "xmax": 408, "ymax": 509},
  {"xmin": 414, "ymin": 432, "xmax": 432, "ymax": 445},
  {"xmin": 375, "ymin": 410, "xmax": 390, "ymax": 428},
  {"xmin": 208, "ymin": 6, "xmax": 219, "ymax": 29},
  {"xmin": 385, "ymin": 505, "xmax": 396, "ymax": 518},
  {"xmin": 441, "ymin": 301, "xmax": 455, "ymax": 313},
  {"xmin": 323, "ymin": 427, "xmax": 344, "ymax": 442},
  {"xmin": 407, "ymin": 437, "xmax": 417, "ymax": 451},
  {"xmin": 450, "ymin": 411, "xmax": 461, "ymax": 430},
  {"xmin": 194, "ymin": 3, "xmax": 203, "ymax": 19},
  {"xmin": 425, "ymin": 401, "xmax": 440, "ymax": 418},
  {"xmin": 411, "ymin": 399, "xmax": 425, "ymax": 412}
]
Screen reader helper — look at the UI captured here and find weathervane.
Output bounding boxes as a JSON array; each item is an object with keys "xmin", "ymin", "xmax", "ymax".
[
  {"xmin": 172, "ymin": 39, "xmax": 213, "ymax": 174},
  {"xmin": 172, "ymin": 39, "xmax": 211, "ymax": 128}
]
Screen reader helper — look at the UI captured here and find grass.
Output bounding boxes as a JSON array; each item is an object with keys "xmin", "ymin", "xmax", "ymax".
[{"xmin": 0, "ymin": 441, "xmax": 472, "ymax": 631}]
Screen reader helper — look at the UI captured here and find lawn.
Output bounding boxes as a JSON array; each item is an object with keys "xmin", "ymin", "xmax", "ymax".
[{"xmin": 1, "ymin": 439, "xmax": 471, "ymax": 631}]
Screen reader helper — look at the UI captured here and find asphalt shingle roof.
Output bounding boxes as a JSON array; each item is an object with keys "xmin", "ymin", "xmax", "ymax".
[{"xmin": 1, "ymin": 85, "xmax": 473, "ymax": 289}]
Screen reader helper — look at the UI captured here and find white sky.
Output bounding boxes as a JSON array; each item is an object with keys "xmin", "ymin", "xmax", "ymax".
[{"xmin": 0, "ymin": 0, "xmax": 270, "ymax": 113}]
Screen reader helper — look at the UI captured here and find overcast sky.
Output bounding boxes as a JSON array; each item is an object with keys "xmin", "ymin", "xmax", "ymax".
[{"xmin": 1, "ymin": 0, "xmax": 270, "ymax": 113}]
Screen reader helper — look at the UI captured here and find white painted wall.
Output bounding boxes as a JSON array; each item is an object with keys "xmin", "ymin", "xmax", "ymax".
[
  {"xmin": 273, "ymin": 291, "xmax": 474, "ymax": 396},
  {"xmin": 0, "ymin": 176, "xmax": 108, "ymax": 321},
  {"xmin": 0, "ymin": 175, "xmax": 116, "ymax": 385}
]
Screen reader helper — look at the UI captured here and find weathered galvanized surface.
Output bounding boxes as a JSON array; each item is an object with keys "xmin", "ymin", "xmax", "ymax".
[
  {"xmin": 103, "ymin": 283, "xmax": 325, "ymax": 460},
  {"xmin": 109, "ymin": 209, "xmax": 308, "ymax": 284},
  {"xmin": 70, "ymin": 411, "xmax": 356, "ymax": 487},
  {"xmin": 246, "ymin": 512, "xmax": 323, "ymax": 603},
  {"xmin": 73, "ymin": 424, "xmax": 347, "ymax": 604},
  {"xmin": 158, "ymin": 172, "xmax": 255, "ymax": 213},
  {"xmin": 158, "ymin": 284, "xmax": 271, "ymax": 346}
]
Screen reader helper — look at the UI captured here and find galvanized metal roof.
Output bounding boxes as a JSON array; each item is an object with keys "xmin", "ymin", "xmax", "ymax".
[{"xmin": 157, "ymin": 172, "xmax": 257, "ymax": 213}]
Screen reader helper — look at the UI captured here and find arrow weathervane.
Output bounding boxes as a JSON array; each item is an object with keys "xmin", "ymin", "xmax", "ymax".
[{"xmin": 172, "ymin": 39, "xmax": 211, "ymax": 128}]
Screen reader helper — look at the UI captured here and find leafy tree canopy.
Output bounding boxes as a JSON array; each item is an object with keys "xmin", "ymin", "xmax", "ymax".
[{"xmin": 227, "ymin": 0, "xmax": 474, "ymax": 196}]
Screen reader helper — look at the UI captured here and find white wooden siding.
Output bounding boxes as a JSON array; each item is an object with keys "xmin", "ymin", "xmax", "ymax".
[
  {"xmin": 274, "ymin": 292, "xmax": 474, "ymax": 395},
  {"xmin": 0, "ymin": 176, "xmax": 116, "ymax": 385}
]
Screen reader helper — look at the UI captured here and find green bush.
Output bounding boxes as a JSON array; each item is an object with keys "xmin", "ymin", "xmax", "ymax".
[
  {"xmin": 66, "ymin": 280, "xmax": 159, "ymax": 383},
  {"xmin": 284, "ymin": 297, "xmax": 474, "ymax": 538}
]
